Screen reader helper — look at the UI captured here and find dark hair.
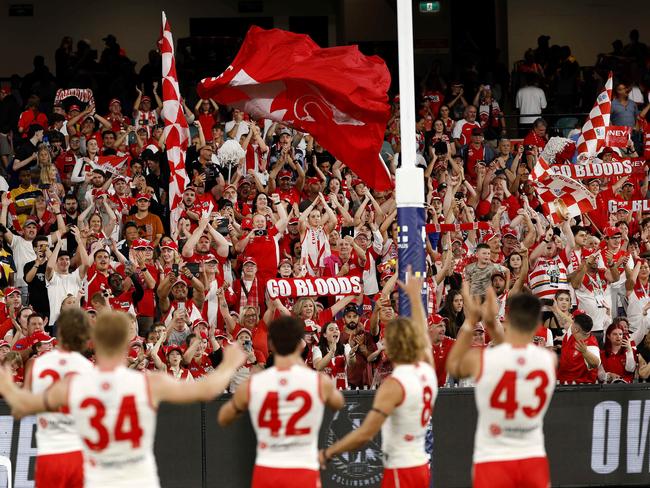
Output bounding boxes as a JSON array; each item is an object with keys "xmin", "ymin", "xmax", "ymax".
[
  {"xmin": 573, "ymin": 314, "xmax": 593, "ymax": 334},
  {"xmin": 27, "ymin": 312, "xmax": 43, "ymax": 324},
  {"xmin": 57, "ymin": 308, "xmax": 90, "ymax": 352},
  {"xmin": 64, "ymin": 194, "xmax": 78, "ymax": 202},
  {"xmin": 32, "ymin": 235, "xmax": 48, "ymax": 248},
  {"xmin": 102, "ymin": 130, "xmax": 116, "ymax": 138},
  {"xmin": 554, "ymin": 289, "xmax": 571, "ymax": 301},
  {"xmin": 27, "ymin": 124, "xmax": 44, "ymax": 138},
  {"xmin": 318, "ymin": 322, "xmax": 345, "ymax": 357},
  {"xmin": 476, "ymin": 243, "xmax": 490, "ymax": 251},
  {"xmin": 124, "ymin": 221, "xmax": 138, "ymax": 231},
  {"xmin": 268, "ymin": 316, "xmax": 305, "ymax": 356},
  {"xmin": 506, "ymin": 293, "xmax": 542, "ymax": 333}
]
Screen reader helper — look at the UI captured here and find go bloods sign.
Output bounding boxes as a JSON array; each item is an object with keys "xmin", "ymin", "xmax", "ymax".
[{"xmin": 266, "ymin": 277, "xmax": 362, "ymax": 298}]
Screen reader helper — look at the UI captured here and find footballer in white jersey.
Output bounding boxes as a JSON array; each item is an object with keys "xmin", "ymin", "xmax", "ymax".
[
  {"xmin": 0, "ymin": 310, "xmax": 246, "ymax": 488},
  {"xmin": 321, "ymin": 271, "xmax": 436, "ymax": 488},
  {"xmin": 26, "ymin": 308, "xmax": 93, "ymax": 488},
  {"xmin": 219, "ymin": 315, "xmax": 344, "ymax": 488},
  {"xmin": 447, "ymin": 285, "xmax": 557, "ymax": 488}
]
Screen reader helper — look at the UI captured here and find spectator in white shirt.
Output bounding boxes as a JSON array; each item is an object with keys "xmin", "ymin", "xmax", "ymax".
[{"xmin": 516, "ymin": 73, "xmax": 547, "ymax": 127}]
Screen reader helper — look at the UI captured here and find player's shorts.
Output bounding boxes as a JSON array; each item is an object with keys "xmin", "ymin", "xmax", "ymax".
[
  {"xmin": 381, "ymin": 464, "xmax": 430, "ymax": 488},
  {"xmin": 252, "ymin": 465, "xmax": 321, "ymax": 488},
  {"xmin": 473, "ymin": 456, "xmax": 550, "ymax": 488},
  {"xmin": 35, "ymin": 451, "xmax": 84, "ymax": 488}
]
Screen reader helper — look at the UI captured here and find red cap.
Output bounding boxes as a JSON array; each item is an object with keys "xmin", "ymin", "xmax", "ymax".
[
  {"xmin": 141, "ymin": 96, "xmax": 151, "ymax": 103},
  {"xmin": 242, "ymin": 256, "xmax": 257, "ymax": 266},
  {"xmin": 288, "ymin": 218, "xmax": 299, "ymax": 225},
  {"xmin": 237, "ymin": 178, "xmax": 251, "ymax": 188},
  {"xmin": 0, "ymin": 340, "xmax": 10, "ymax": 348},
  {"xmin": 572, "ymin": 309, "xmax": 587, "ymax": 318},
  {"xmin": 132, "ymin": 238, "xmax": 153, "ymax": 249},
  {"xmin": 235, "ymin": 328, "xmax": 253, "ymax": 339},
  {"xmin": 380, "ymin": 270, "xmax": 394, "ymax": 281},
  {"xmin": 191, "ymin": 319, "xmax": 208, "ymax": 329},
  {"xmin": 68, "ymin": 104, "xmax": 81, "ymax": 112},
  {"xmin": 172, "ymin": 278, "xmax": 188, "ymax": 288},
  {"xmin": 428, "ymin": 314, "xmax": 447, "ymax": 326},
  {"xmin": 604, "ymin": 226, "xmax": 622, "ymax": 238},
  {"xmin": 113, "ymin": 174, "xmax": 127, "ymax": 183},
  {"xmin": 278, "ymin": 170, "xmax": 292, "ymax": 180},
  {"xmin": 165, "ymin": 344, "xmax": 183, "ymax": 356},
  {"xmin": 108, "ymin": 98, "xmax": 121, "ymax": 107},
  {"xmin": 183, "ymin": 186, "xmax": 196, "ymax": 194},
  {"xmin": 204, "ymin": 253, "xmax": 218, "ymax": 263},
  {"xmin": 430, "ymin": 191, "xmax": 442, "ymax": 201},
  {"xmin": 306, "ymin": 176, "xmax": 321, "ymax": 185},
  {"xmin": 93, "ymin": 188, "xmax": 109, "ymax": 198},
  {"xmin": 223, "ymin": 184, "xmax": 237, "ymax": 193},
  {"xmin": 278, "ymin": 258, "xmax": 292, "ymax": 267},
  {"xmin": 32, "ymin": 331, "xmax": 55, "ymax": 345},
  {"xmin": 161, "ymin": 241, "xmax": 178, "ymax": 252},
  {"xmin": 84, "ymin": 305, "xmax": 97, "ymax": 314},
  {"xmin": 4, "ymin": 287, "xmax": 20, "ymax": 297},
  {"xmin": 129, "ymin": 338, "xmax": 144, "ymax": 348},
  {"xmin": 351, "ymin": 178, "xmax": 364, "ymax": 187},
  {"xmin": 483, "ymin": 232, "xmax": 499, "ymax": 243},
  {"xmin": 599, "ymin": 146, "xmax": 616, "ymax": 156},
  {"xmin": 135, "ymin": 193, "xmax": 151, "ymax": 201},
  {"xmin": 500, "ymin": 225, "xmax": 517, "ymax": 238},
  {"xmin": 214, "ymin": 329, "xmax": 228, "ymax": 339}
]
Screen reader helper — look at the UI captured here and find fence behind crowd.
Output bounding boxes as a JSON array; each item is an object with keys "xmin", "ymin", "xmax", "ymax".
[{"xmin": 0, "ymin": 384, "xmax": 649, "ymax": 488}]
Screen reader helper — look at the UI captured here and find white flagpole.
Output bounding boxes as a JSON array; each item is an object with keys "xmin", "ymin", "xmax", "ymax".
[{"xmin": 395, "ymin": 0, "xmax": 426, "ymax": 314}]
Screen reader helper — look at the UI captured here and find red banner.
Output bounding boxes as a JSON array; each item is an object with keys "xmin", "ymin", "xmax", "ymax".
[
  {"xmin": 605, "ymin": 126, "xmax": 631, "ymax": 148},
  {"xmin": 608, "ymin": 199, "xmax": 650, "ymax": 213},
  {"xmin": 266, "ymin": 276, "xmax": 362, "ymax": 298},
  {"xmin": 548, "ymin": 159, "xmax": 646, "ymax": 180}
]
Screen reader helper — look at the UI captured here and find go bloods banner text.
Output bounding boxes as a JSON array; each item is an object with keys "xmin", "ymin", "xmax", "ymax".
[
  {"xmin": 266, "ymin": 276, "xmax": 362, "ymax": 298},
  {"xmin": 549, "ymin": 159, "xmax": 645, "ymax": 180}
]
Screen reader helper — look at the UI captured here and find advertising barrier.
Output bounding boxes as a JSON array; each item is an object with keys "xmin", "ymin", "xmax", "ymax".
[{"xmin": 0, "ymin": 385, "xmax": 649, "ymax": 487}]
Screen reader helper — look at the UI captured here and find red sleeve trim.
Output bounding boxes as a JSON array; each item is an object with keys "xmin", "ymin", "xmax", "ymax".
[{"xmin": 475, "ymin": 347, "xmax": 485, "ymax": 383}]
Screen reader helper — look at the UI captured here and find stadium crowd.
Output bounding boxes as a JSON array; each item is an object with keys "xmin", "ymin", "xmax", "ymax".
[{"xmin": 0, "ymin": 30, "xmax": 650, "ymax": 394}]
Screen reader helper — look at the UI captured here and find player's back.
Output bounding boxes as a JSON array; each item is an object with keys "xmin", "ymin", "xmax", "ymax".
[
  {"xmin": 67, "ymin": 365, "xmax": 159, "ymax": 488},
  {"xmin": 248, "ymin": 364, "xmax": 324, "ymax": 470},
  {"xmin": 382, "ymin": 361, "xmax": 437, "ymax": 469},
  {"xmin": 31, "ymin": 349, "xmax": 93, "ymax": 455},
  {"xmin": 474, "ymin": 343, "xmax": 556, "ymax": 463}
]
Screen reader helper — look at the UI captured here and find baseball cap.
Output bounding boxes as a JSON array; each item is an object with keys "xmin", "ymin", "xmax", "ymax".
[
  {"xmin": 32, "ymin": 331, "xmax": 55, "ymax": 345},
  {"xmin": 4, "ymin": 287, "xmax": 20, "ymax": 297},
  {"xmin": 135, "ymin": 193, "xmax": 151, "ymax": 201},
  {"xmin": 23, "ymin": 218, "xmax": 38, "ymax": 228},
  {"xmin": 471, "ymin": 127, "xmax": 483, "ymax": 136},
  {"xmin": 278, "ymin": 128, "xmax": 292, "ymax": 136},
  {"xmin": 483, "ymin": 232, "xmax": 499, "ymax": 243},
  {"xmin": 165, "ymin": 344, "xmax": 183, "ymax": 356},
  {"xmin": 598, "ymin": 146, "xmax": 616, "ymax": 156},
  {"xmin": 161, "ymin": 241, "xmax": 178, "ymax": 252},
  {"xmin": 235, "ymin": 328, "xmax": 253, "ymax": 339},
  {"xmin": 237, "ymin": 178, "xmax": 251, "ymax": 188},
  {"xmin": 474, "ymin": 323, "xmax": 485, "ymax": 332},
  {"xmin": 428, "ymin": 314, "xmax": 447, "ymax": 326},
  {"xmin": 172, "ymin": 278, "xmax": 188, "ymax": 288},
  {"xmin": 288, "ymin": 218, "xmax": 299, "ymax": 225},
  {"xmin": 0, "ymin": 340, "xmax": 10, "ymax": 348},
  {"xmin": 430, "ymin": 191, "xmax": 442, "ymax": 201},
  {"xmin": 572, "ymin": 309, "xmax": 587, "ymax": 318},
  {"xmin": 278, "ymin": 258, "xmax": 292, "ymax": 267},
  {"xmin": 141, "ymin": 96, "xmax": 152, "ymax": 103},
  {"xmin": 343, "ymin": 304, "xmax": 359, "ymax": 316},
  {"xmin": 68, "ymin": 104, "xmax": 81, "ymax": 112},
  {"xmin": 491, "ymin": 270, "xmax": 506, "ymax": 280},
  {"xmin": 223, "ymin": 184, "xmax": 237, "ymax": 193},
  {"xmin": 214, "ymin": 329, "xmax": 228, "ymax": 340},
  {"xmin": 108, "ymin": 98, "xmax": 121, "ymax": 107},
  {"xmin": 351, "ymin": 178, "xmax": 364, "ymax": 187},
  {"xmin": 278, "ymin": 170, "xmax": 292, "ymax": 180},
  {"xmin": 604, "ymin": 226, "xmax": 622, "ymax": 238},
  {"xmin": 204, "ymin": 253, "xmax": 218, "ymax": 263},
  {"xmin": 191, "ymin": 319, "xmax": 208, "ymax": 329},
  {"xmin": 132, "ymin": 238, "xmax": 153, "ymax": 250},
  {"xmin": 306, "ymin": 176, "xmax": 320, "ymax": 186},
  {"xmin": 242, "ymin": 256, "xmax": 257, "ymax": 266},
  {"xmin": 501, "ymin": 225, "xmax": 517, "ymax": 238}
]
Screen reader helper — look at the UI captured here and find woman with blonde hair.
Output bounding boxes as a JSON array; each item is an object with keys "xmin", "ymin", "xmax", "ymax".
[
  {"xmin": 291, "ymin": 295, "xmax": 356, "ymax": 330},
  {"xmin": 319, "ymin": 270, "xmax": 436, "ymax": 488}
]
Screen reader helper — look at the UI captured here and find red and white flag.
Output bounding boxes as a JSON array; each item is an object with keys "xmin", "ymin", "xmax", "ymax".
[
  {"xmin": 161, "ymin": 12, "xmax": 189, "ymax": 232},
  {"xmin": 534, "ymin": 173, "xmax": 597, "ymax": 224},
  {"xmin": 197, "ymin": 26, "xmax": 392, "ymax": 190},
  {"xmin": 576, "ymin": 72, "xmax": 613, "ymax": 160},
  {"xmin": 91, "ymin": 155, "xmax": 128, "ymax": 175}
]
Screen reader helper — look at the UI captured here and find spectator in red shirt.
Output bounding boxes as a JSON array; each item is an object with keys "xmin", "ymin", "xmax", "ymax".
[
  {"xmin": 17, "ymin": 95, "xmax": 48, "ymax": 138},
  {"xmin": 558, "ymin": 312, "xmax": 601, "ymax": 384},
  {"xmin": 429, "ymin": 314, "xmax": 455, "ymax": 387},
  {"xmin": 598, "ymin": 321, "xmax": 637, "ymax": 383},
  {"xmin": 522, "ymin": 117, "xmax": 549, "ymax": 150},
  {"xmin": 451, "ymin": 105, "xmax": 481, "ymax": 148}
]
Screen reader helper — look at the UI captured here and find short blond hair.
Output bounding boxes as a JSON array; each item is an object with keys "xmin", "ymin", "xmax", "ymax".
[
  {"xmin": 384, "ymin": 317, "xmax": 427, "ymax": 364},
  {"xmin": 92, "ymin": 311, "xmax": 131, "ymax": 356}
]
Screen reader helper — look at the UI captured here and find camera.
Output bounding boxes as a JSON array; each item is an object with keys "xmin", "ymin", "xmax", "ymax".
[
  {"xmin": 171, "ymin": 264, "xmax": 179, "ymax": 275},
  {"xmin": 454, "ymin": 192, "xmax": 465, "ymax": 200},
  {"xmin": 254, "ymin": 229, "xmax": 267, "ymax": 237}
]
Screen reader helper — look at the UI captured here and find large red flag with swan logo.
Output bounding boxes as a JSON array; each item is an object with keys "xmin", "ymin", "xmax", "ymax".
[
  {"xmin": 197, "ymin": 26, "xmax": 393, "ymax": 190},
  {"xmin": 161, "ymin": 12, "xmax": 189, "ymax": 233}
]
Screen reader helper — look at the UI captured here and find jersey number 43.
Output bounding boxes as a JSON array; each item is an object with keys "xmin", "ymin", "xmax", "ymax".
[{"xmin": 489, "ymin": 370, "xmax": 549, "ymax": 419}]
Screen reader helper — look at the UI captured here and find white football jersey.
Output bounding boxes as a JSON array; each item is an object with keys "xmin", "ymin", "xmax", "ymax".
[
  {"xmin": 474, "ymin": 343, "xmax": 556, "ymax": 463},
  {"xmin": 382, "ymin": 362, "xmax": 437, "ymax": 469},
  {"xmin": 67, "ymin": 366, "xmax": 159, "ymax": 488},
  {"xmin": 31, "ymin": 349, "xmax": 94, "ymax": 455},
  {"xmin": 248, "ymin": 364, "xmax": 324, "ymax": 470}
]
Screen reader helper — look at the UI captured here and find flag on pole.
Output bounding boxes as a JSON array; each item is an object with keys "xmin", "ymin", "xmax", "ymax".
[
  {"xmin": 534, "ymin": 173, "xmax": 597, "ymax": 224},
  {"xmin": 576, "ymin": 72, "xmax": 613, "ymax": 160},
  {"xmin": 161, "ymin": 11, "xmax": 189, "ymax": 232},
  {"xmin": 197, "ymin": 26, "xmax": 392, "ymax": 190}
]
